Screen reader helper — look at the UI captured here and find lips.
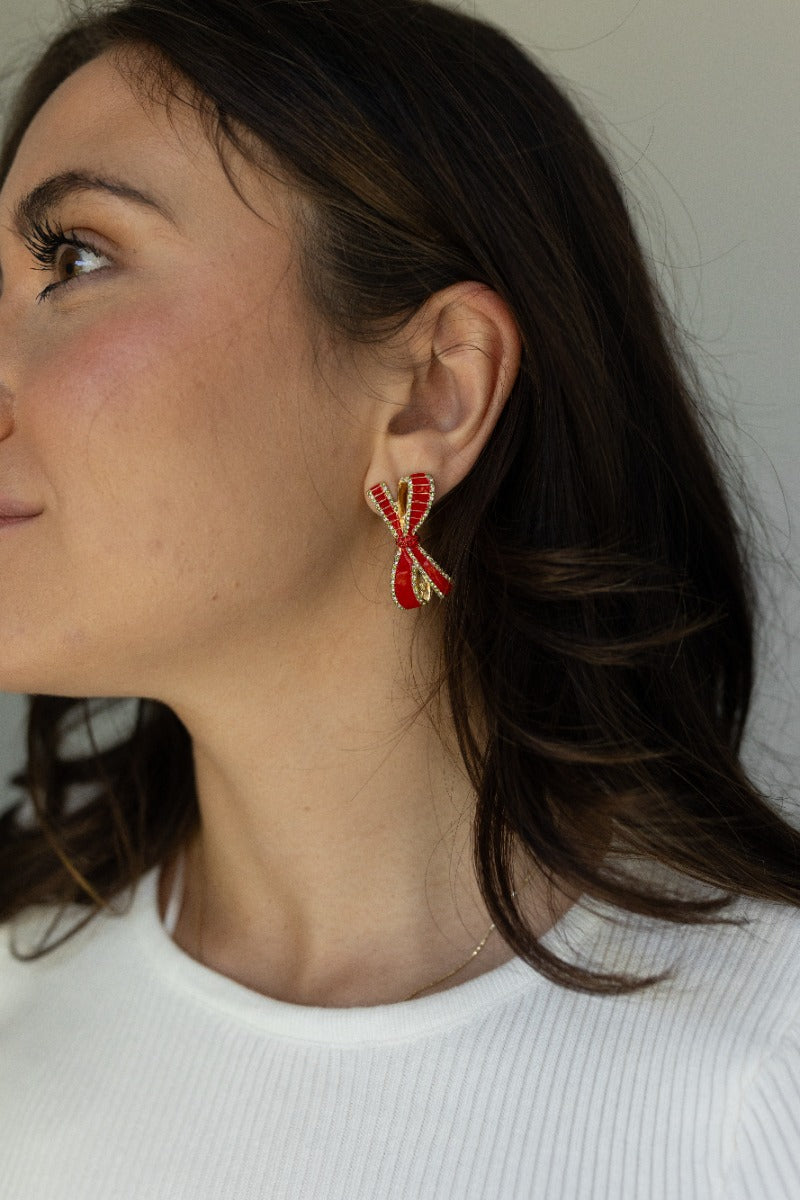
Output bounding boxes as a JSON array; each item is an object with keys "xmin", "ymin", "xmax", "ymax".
[{"xmin": 0, "ymin": 496, "xmax": 43, "ymax": 519}]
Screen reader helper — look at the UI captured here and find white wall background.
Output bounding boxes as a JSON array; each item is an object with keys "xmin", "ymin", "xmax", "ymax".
[{"xmin": 0, "ymin": 0, "xmax": 797, "ymax": 813}]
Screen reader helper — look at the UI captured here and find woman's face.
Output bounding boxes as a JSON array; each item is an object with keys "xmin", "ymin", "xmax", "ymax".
[{"xmin": 0, "ymin": 51, "xmax": 373, "ymax": 700}]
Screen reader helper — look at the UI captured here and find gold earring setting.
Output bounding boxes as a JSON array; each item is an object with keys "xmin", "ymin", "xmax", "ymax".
[{"xmin": 367, "ymin": 472, "xmax": 453, "ymax": 609}]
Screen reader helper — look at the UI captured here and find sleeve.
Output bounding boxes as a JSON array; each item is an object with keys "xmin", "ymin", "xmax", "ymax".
[{"xmin": 722, "ymin": 1015, "xmax": 800, "ymax": 1199}]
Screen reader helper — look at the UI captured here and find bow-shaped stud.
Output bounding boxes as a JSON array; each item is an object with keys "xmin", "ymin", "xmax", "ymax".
[{"xmin": 367, "ymin": 472, "xmax": 453, "ymax": 609}]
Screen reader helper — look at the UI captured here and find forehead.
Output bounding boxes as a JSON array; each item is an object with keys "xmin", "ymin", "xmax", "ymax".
[
  {"xmin": 5, "ymin": 51, "xmax": 200, "ymax": 186},
  {"xmin": 0, "ymin": 50, "xmax": 281, "ymax": 228}
]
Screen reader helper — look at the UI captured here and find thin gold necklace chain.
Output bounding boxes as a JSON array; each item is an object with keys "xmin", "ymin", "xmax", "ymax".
[
  {"xmin": 401, "ymin": 870, "xmax": 534, "ymax": 1002},
  {"xmin": 184, "ymin": 846, "xmax": 533, "ymax": 1005}
]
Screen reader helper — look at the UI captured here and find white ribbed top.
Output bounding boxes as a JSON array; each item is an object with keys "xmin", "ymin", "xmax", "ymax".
[{"xmin": 2, "ymin": 858, "xmax": 799, "ymax": 1198}]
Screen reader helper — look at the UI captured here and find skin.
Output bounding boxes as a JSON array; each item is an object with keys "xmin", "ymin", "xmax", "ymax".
[{"xmin": 0, "ymin": 50, "xmax": 581, "ymax": 1005}]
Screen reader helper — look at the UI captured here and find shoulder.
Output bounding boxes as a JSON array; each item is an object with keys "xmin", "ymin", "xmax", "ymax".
[
  {"xmin": 589, "ymin": 863, "xmax": 800, "ymax": 1020},
  {"xmin": 645, "ymin": 890, "xmax": 800, "ymax": 1015},
  {"xmin": 717, "ymin": 1004, "xmax": 800, "ymax": 1198},
  {"xmin": 0, "ymin": 900, "xmax": 108, "ymax": 1019},
  {"xmin": 572, "ymin": 884, "xmax": 800, "ymax": 1060}
]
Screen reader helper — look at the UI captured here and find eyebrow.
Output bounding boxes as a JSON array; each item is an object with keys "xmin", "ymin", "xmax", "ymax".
[{"xmin": 11, "ymin": 169, "xmax": 178, "ymax": 239}]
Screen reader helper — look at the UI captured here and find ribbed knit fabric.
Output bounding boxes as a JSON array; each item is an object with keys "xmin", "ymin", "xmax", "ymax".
[{"xmin": 2, "ymin": 859, "xmax": 799, "ymax": 1199}]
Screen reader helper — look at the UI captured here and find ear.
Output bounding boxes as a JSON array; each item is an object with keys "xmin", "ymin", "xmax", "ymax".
[{"xmin": 362, "ymin": 281, "xmax": 522, "ymax": 507}]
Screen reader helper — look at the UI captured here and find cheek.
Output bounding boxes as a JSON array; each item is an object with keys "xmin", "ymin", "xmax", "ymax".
[
  {"xmin": 25, "ymin": 313, "xmax": 200, "ymax": 578},
  {"xmin": 32, "ymin": 302, "xmax": 240, "ymax": 502},
  {"xmin": 36, "ymin": 304, "xmax": 203, "ymax": 432},
  {"xmin": 27, "ymin": 300, "xmax": 319, "ymax": 598}
]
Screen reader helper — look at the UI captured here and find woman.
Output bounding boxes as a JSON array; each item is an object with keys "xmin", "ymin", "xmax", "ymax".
[{"xmin": 0, "ymin": 0, "xmax": 798, "ymax": 1196}]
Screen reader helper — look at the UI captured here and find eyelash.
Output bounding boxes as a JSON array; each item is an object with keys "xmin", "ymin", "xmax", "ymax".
[{"xmin": 23, "ymin": 215, "xmax": 111, "ymax": 303}]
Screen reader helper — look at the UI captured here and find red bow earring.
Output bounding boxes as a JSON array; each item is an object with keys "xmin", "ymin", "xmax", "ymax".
[{"xmin": 367, "ymin": 471, "xmax": 453, "ymax": 609}]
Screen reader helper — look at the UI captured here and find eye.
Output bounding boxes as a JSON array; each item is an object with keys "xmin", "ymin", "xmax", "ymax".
[{"xmin": 22, "ymin": 215, "xmax": 114, "ymax": 303}]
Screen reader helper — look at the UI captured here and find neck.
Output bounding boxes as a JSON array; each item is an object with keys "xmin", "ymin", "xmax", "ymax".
[{"xmin": 153, "ymin": 591, "xmax": 579, "ymax": 1006}]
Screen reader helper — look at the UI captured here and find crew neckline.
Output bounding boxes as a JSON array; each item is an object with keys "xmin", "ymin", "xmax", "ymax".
[{"xmin": 128, "ymin": 858, "xmax": 610, "ymax": 1045}]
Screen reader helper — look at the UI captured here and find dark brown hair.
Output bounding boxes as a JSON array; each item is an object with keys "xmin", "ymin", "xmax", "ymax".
[{"xmin": 1, "ymin": 0, "xmax": 798, "ymax": 995}]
